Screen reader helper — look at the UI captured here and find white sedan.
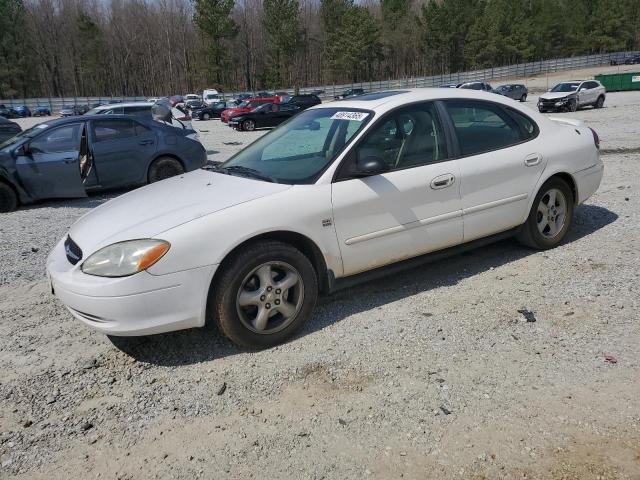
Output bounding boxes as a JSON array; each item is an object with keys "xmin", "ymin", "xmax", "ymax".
[{"xmin": 48, "ymin": 89, "xmax": 603, "ymax": 348}]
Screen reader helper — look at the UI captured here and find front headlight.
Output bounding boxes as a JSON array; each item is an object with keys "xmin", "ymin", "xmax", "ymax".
[{"xmin": 81, "ymin": 239, "xmax": 170, "ymax": 277}]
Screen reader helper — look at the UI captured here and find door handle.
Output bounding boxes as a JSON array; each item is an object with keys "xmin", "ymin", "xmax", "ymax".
[
  {"xmin": 139, "ymin": 140, "xmax": 154, "ymax": 146},
  {"xmin": 430, "ymin": 173, "xmax": 455, "ymax": 189},
  {"xmin": 62, "ymin": 158, "xmax": 76, "ymax": 164},
  {"xmin": 524, "ymin": 154, "xmax": 542, "ymax": 167}
]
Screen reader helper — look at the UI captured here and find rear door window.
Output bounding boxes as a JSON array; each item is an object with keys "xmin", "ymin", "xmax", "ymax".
[
  {"xmin": 444, "ymin": 100, "xmax": 526, "ymax": 156},
  {"xmin": 92, "ymin": 119, "xmax": 138, "ymax": 142}
]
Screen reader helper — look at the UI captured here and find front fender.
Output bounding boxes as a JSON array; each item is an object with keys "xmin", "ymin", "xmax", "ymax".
[{"xmin": 147, "ymin": 184, "xmax": 343, "ymax": 277}]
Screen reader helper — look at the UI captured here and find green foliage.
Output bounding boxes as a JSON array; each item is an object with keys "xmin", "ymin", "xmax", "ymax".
[
  {"xmin": 75, "ymin": 11, "xmax": 106, "ymax": 94},
  {"xmin": 0, "ymin": 0, "xmax": 28, "ymax": 98},
  {"xmin": 193, "ymin": 0, "xmax": 238, "ymax": 85},
  {"xmin": 263, "ymin": 0, "xmax": 303, "ymax": 87},
  {"xmin": 321, "ymin": 0, "xmax": 382, "ymax": 82}
]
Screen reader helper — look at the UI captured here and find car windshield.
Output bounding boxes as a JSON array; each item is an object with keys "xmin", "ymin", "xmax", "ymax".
[
  {"xmin": 218, "ymin": 108, "xmax": 372, "ymax": 184},
  {"xmin": 237, "ymin": 101, "xmax": 249, "ymax": 108},
  {"xmin": 551, "ymin": 82, "xmax": 580, "ymax": 92}
]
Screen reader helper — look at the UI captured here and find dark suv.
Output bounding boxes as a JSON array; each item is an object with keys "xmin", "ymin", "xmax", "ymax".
[
  {"xmin": 286, "ymin": 94, "xmax": 321, "ymax": 110},
  {"xmin": 494, "ymin": 84, "xmax": 528, "ymax": 102}
]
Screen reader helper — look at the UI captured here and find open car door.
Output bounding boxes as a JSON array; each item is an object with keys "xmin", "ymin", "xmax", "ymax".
[{"xmin": 15, "ymin": 123, "xmax": 87, "ymax": 200}]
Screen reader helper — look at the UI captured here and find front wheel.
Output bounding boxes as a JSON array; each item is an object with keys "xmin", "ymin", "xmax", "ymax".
[
  {"xmin": 148, "ymin": 156, "xmax": 184, "ymax": 183},
  {"xmin": 517, "ymin": 177, "xmax": 574, "ymax": 250},
  {"xmin": 209, "ymin": 241, "xmax": 318, "ymax": 349},
  {"xmin": 595, "ymin": 96, "xmax": 605, "ymax": 109},
  {"xmin": 242, "ymin": 119, "xmax": 256, "ymax": 131},
  {"xmin": 202, "ymin": 113, "xmax": 210, "ymax": 120},
  {"xmin": 567, "ymin": 99, "xmax": 578, "ymax": 112},
  {"xmin": 520, "ymin": 94, "xmax": 527, "ymax": 102}
]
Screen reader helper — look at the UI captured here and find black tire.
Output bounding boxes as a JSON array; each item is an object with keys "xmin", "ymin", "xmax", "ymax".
[
  {"xmin": 0, "ymin": 181, "xmax": 18, "ymax": 213},
  {"xmin": 517, "ymin": 177, "xmax": 574, "ymax": 250},
  {"xmin": 538, "ymin": 108, "xmax": 547, "ymax": 113},
  {"xmin": 595, "ymin": 95, "xmax": 605, "ymax": 109},
  {"xmin": 147, "ymin": 156, "xmax": 185, "ymax": 183},
  {"xmin": 209, "ymin": 240, "xmax": 318, "ymax": 349},
  {"xmin": 242, "ymin": 119, "xmax": 255, "ymax": 131},
  {"xmin": 520, "ymin": 94, "xmax": 527, "ymax": 102},
  {"xmin": 567, "ymin": 99, "xmax": 578, "ymax": 112},
  {"xmin": 202, "ymin": 112, "xmax": 210, "ymax": 120}
]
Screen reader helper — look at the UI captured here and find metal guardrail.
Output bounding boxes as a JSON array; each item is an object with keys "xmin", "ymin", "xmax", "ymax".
[
  {"xmin": 294, "ymin": 50, "xmax": 640, "ymax": 100},
  {"xmin": 2, "ymin": 50, "xmax": 638, "ymax": 108},
  {"xmin": 0, "ymin": 96, "xmax": 147, "ymax": 112}
]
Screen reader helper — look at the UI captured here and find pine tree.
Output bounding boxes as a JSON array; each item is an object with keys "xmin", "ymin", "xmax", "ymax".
[
  {"xmin": 193, "ymin": 0, "xmax": 238, "ymax": 86},
  {"xmin": 263, "ymin": 0, "xmax": 303, "ymax": 88}
]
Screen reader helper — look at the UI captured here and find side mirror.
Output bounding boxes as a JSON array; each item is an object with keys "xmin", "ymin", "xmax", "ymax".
[
  {"xmin": 580, "ymin": 87, "xmax": 587, "ymax": 91},
  {"xmin": 355, "ymin": 156, "xmax": 389, "ymax": 177}
]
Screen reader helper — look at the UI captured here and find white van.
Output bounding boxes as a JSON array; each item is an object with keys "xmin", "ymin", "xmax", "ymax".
[{"xmin": 203, "ymin": 89, "xmax": 221, "ymax": 105}]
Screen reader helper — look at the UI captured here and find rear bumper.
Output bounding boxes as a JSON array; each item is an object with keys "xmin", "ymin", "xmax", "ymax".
[
  {"xmin": 47, "ymin": 237, "xmax": 217, "ymax": 336},
  {"xmin": 574, "ymin": 161, "xmax": 604, "ymax": 204}
]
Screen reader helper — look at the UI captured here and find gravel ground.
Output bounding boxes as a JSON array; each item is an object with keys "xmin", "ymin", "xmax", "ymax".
[{"xmin": 1, "ymin": 85, "xmax": 639, "ymax": 479}]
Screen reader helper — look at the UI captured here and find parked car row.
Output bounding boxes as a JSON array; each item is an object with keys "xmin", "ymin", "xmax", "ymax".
[
  {"xmin": 609, "ymin": 53, "xmax": 640, "ymax": 65},
  {"xmin": 0, "ymin": 104, "xmax": 47, "ymax": 118}
]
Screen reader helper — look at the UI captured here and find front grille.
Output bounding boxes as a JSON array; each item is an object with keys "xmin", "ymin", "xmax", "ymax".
[{"xmin": 64, "ymin": 236, "xmax": 83, "ymax": 265}]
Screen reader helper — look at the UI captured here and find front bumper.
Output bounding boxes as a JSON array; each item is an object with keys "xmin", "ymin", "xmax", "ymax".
[
  {"xmin": 538, "ymin": 98, "xmax": 572, "ymax": 111},
  {"xmin": 47, "ymin": 237, "xmax": 218, "ymax": 336}
]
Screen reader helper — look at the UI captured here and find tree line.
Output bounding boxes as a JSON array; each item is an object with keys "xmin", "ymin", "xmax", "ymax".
[{"xmin": 1, "ymin": 0, "xmax": 638, "ymax": 99}]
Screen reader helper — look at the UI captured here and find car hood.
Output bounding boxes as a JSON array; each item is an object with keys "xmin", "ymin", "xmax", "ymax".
[
  {"xmin": 68, "ymin": 169, "xmax": 291, "ymax": 254},
  {"xmin": 540, "ymin": 92, "xmax": 576, "ymax": 100}
]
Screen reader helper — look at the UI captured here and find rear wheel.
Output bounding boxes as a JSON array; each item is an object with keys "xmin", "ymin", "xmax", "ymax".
[
  {"xmin": 209, "ymin": 241, "xmax": 318, "ymax": 349},
  {"xmin": 148, "ymin": 156, "xmax": 184, "ymax": 183},
  {"xmin": 595, "ymin": 96, "xmax": 605, "ymax": 109},
  {"xmin": 0, "ymin": 182, "xmax": 18, "ymax": 213},
  {"xmin": 203, "ymin": 112, "xmax": 210, "ymax": 120},
  {"xmin": 242, "ymin": 119, "xmax": 256, "ymax": 131},
  {"xmin": 517, "ymin": 177, "xmax": 574, "ymax": 250}
]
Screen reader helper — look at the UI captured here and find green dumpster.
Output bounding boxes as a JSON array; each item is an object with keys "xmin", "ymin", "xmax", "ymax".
[{"xmin": 595, "ymin": 72, "xmax": 640, "ymax": 92}]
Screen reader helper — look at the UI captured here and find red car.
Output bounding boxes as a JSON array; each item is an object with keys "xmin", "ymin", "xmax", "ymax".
[{"xmin": 221, "ymin": 97, "xmax": 280, "ymax": 123}]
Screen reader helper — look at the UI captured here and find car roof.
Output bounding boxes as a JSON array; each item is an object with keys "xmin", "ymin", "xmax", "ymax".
[
  {"xmin": 94, "ymin": 102, "xmax": 153, "ymax": 109},
  {"xmin": 33, "ymin": 114, "xmax": 154, "ymax": 128},
  {"xmin": 311, "ymin": 88, "xmax": 532, "ymax": 114}
]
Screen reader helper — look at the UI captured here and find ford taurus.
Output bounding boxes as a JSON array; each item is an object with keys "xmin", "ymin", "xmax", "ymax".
[{"xmin": 48, "ymin": 89, "xmax": 603, "ymax": 348}]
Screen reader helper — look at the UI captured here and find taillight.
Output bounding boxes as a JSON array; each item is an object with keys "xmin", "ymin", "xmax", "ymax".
[{"xmin": 589, "ymin": 127, "xmax": 600, "ymax": 149}]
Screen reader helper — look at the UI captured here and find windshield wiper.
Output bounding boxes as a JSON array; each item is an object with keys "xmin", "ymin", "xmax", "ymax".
[{"xmin": 205, "ymin": 164, "xmax": 276, "ymax": 183}]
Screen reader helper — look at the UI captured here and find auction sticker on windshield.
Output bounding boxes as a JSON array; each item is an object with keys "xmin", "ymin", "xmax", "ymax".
[{"xmin": 330, "ymin": 111, "xmax": 369, "ymax": 121}]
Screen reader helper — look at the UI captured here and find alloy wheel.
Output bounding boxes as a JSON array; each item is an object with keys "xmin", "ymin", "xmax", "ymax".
[
  {"xmin": 244, "ymin": 120, "xmax": 255, "ymax": 131},
  {"xmin": 236, "ymin": 262, "xmax": 304, "ymax": 334},
  {"xmin": 536, "ymin": 188, "xmax": 567, "ymax": 238}
]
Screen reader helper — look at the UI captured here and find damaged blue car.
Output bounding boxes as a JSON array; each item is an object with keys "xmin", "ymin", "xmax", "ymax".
[{"xmin": 0, "ymin": 115, "xmax": 206, "ymax": 212}]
